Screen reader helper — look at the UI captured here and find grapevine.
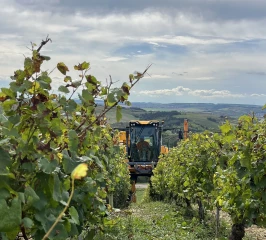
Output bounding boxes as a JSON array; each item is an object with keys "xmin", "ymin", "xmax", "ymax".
[
  {"xmin": 0, "ymin": 38, "xmax": 147, "ymax": 239},
  {"xmin": 152, "ymin": 114, "xmax": 266, "ymax": 239}
]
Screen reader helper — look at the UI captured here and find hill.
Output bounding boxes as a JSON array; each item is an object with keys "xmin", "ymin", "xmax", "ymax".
[{"xmin": 130, "ymin": 102, "xmax": 264, "ymax": 118}]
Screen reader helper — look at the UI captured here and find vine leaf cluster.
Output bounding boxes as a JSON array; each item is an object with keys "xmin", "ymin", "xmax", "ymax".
[{"xmin": 0, "ymin": 38, "xmax": 148, "ymax": 239}]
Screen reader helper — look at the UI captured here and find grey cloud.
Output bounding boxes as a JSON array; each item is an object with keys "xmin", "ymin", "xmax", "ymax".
[
  {"xmin": 246, "ymin": 71, "xmax": 266, "ymax": 76},
  {"xmin": 13, "ymin": 0, "xmax": 266, "ymax": 21},
  {"xmin": 1, "ymin": 0, "xmax": 266, "ymax": 105}
]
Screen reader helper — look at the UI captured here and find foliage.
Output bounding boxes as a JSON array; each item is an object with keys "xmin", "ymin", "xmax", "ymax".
[
  {"xmin": 151, "ymin": 114, "xmax": 266, "ymax": 239},
  {"xmin": 0, "ymin": 38, "xmax": 148, "ymax": 239},
  {"xmin": 107, "ymin": 135, "xmax": 131, "ymax": 208}
]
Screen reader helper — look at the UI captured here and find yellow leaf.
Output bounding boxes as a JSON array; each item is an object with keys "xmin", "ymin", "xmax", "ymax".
[
  {"xmin": 28, "ymin": 81, "xmax": 40, "ymax": 94},
  {"xmin": 57, "ymin": 153, "xmax": 63, "ymax": 161},
  {"xmin": 71, "ymin": 163, "xmax": 88, "ymax": 180}
]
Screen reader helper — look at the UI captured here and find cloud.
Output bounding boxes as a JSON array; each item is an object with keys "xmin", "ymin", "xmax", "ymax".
[
  {"xmin": 14, "ymin": 0, "xmax": 266, "ymax": 22},
  {"xmin": 140, "ymin": 86, "xmax": 248, "ymax": 99},
  {"xmin": 143, "ymin": 74, "xmax": 171, "ymax": 79},
  {"xmin": 148, "ymin": 42, "xmax": 167, "ymax": 48},
  {"xmin": 103, "ymin": 57, "xmax": 128, "ymax": 62},
  {"xmin": 190, "ymin": 89, "xmax": 244, "ymax": 98},
  {"xmin": 1, "ymin": 0, "xmax": 266, "ymax": 105},
  {"xmin": 189, "ymin": 77, "xmax": 214, "ymax": 81},
  {"xmin": 250, "ymin": 93, "xmax": 266, "ymax": 97},
  {"xmin": 246, "ymin": 71, "xmax": 266, "ymax": 76},
  {"xmin": 140, "ymin": 86, "xmax": 190, "ymax": 96},
  {"xmin": 143, "ymin": 35, "xmax": 242, "ymax": 46}
]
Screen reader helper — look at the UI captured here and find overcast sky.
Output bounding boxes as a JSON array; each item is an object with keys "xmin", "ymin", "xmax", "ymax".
[{"xmin": 1, "ymin": 0, "xmax": 266, "ymax": 105}]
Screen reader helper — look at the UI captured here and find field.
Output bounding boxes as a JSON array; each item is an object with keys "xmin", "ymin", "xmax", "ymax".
[{"xmin": 106, "ymin": 106, "xmax": 231, "ymax": 133}]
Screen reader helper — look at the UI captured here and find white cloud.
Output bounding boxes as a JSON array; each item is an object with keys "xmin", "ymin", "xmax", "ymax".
[
  {"xmin": 251, "ymin": 93, "xmax": 266, "ymax": 97},
  {"xmin": 143, "ymin": 74, "xmax": 171, "ymax": 79},
  {"xmin": 103, "ymin": 57, "xmax": 128, "ymax": 62},
  {"xmin": 140, "ymin": 86, "xmax": 190, "ymax": 96},
  {"xmin": 189, "ymin": 89, "xmax": 244, "ymax": 98},
  {"xmin": 143, "ymin": 35, "xmax": 241, "ymax": 46},
  {"xmin": 140, "ymin": 86, "xmax": 247, "ymax": 99}
]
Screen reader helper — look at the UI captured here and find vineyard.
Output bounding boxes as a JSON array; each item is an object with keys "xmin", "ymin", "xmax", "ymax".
[
  {"xmin": 151, "ymin": 114, "xmax": 266, "ymax": 240},
  {"xmin": 0, "ymin": 38, "xmax": 266, "ymax": 240}
]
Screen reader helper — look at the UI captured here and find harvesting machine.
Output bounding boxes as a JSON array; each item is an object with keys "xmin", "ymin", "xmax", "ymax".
[{"xmin": 118, "ymin": 119, "xmax": 189, "ymax": 202}]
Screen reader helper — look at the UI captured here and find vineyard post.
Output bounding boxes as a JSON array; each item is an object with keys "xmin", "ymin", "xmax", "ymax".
[
  {"xmin": 215, "ymin": 205, "xmax": 220, "ymax": 238},
  {"xmin": 108, "ymin": 193, "xmax": 114, "ymax": 208}
]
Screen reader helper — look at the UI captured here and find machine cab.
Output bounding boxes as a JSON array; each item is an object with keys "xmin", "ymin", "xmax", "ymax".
[{"xmin": 127, "ymin": 121, "xmax": 162, "ymax": 164}]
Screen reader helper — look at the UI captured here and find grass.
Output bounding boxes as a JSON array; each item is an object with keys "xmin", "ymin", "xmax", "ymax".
[
  {"xmin": 94, "ymin": 188, "xmax": 234, "ymax": 240},
  {"xmin": 94, "ymin": 186, "xmax": 260, "ymax": 240}
]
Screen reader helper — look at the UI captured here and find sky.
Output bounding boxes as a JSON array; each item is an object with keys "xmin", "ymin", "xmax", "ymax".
[{"xmin": 0, "ymin": 0, "xmax": 266, "ymax": 105}]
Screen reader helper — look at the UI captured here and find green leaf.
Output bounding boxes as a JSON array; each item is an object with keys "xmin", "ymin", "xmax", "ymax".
[
  {"xmin": 64, "ymin": 76, "xmax": 72, "ymax": 82},
  {"xmin": 183, "ymin": 181, "xmax": 189, "ymax": 187},
  {"xmin": 58, "ymin": 85, "xmax": 70, "ymax": 93},
  {"xmin": 57, "ymin": 62, "xmax": 69, "ymax": 75},
  {"xmin": 36, "ymin": 75, "xmax": 51, "ymax": 90},
  {"xmin": 86, "ymin": 75, "xmax": 98, "ymax": 85},
  {"xmin": 0, "ymin": 178, "xmax": 17, "ymax": 196},
  {"xmin": 0, "ymin": 188, "xmax": 11, "ymax": 200},
  {"xmin": 0, "ymin": 147, "xmax": 11, "ymax": 173},
  {"xmin": 74, "ymin": 61, "xmax": 90, "ymax": 71},
  {"xmin": 220, "ymin": 122, "xmax": 231, "ymax": 134},
  {"xmin": 1, "ymin": 99, "xmax": 17, "ymax": 112},
  {"xmin": 0, "ymin": 232, "xmax": 8, "ymax": 240},
  {"xmin": 6, "ymin": 228, "xmax": 20, "ymax": 240},
  {"xmin": 101, "ymin": 87, "xmax": 107, "ymax": 95},
  {"xmin": 8, "ymin": 115, "xmax": 20, "ymax": 125},
  {"xmin": 116, "ymin": 105, "xmax": 122, "ymax": 122},
  {"xmin": 62, "ymin": 150, "xmax": 80, "ymax": 174},
  {"xmin": 72, "ymin": 80, "xmax": 82, "ymax": 88},
  {"xmin": 18, "ymin": 192, "xmax": 25, "ymax": 204},
  {"xmin": 2, "ymin": 127, "xmax": 20, "ymax": 139},
  {"xmin": 82, "ymin": 89, "xmax": 94, "ymax": 102},
  {"xmin": 107, "ymin": 93, "xmax": 116, "ymax": 107},
  {"xmin": 64, "ymin": 219, "xmax": 71, "ymax": 232},
  {"xmin": 53, "ymin": 174, "xmax": 62, "ymax": 201},
  {"xmin": 239, "ymin": 156, "xmax": 251, "ymax": 169},
  {"xmin": 64, "ymin": 178, "xmax": 70, "ymax": 191},
  {"xmin": 24, "ymin": 57, "xmax": 33, "ymax": 69},
  {"xmin": 124, "ymin": 101, "xmax": 131, "ymax": 106},
  {"xmin": 81, "ymin": 61, "xmax": 90, "ymax": 70},
  {"xmin": 41, "ymin": 55, "xmax": 51, "ymax": 61},
  {"xmin": 1, "ymin": 88, "xmax": 15, "ymax": 98},
  {"xmin": 25, "ymin": 186, "xmax": 40, "ymax": 207},
  {"xmin": 22, "ymin": 217, "xmax": 34, "ymax": 228},
  {"xmin": 69, "ymin": 130, "xmax": 78, "ymax": 152},
  {"xmin": 0, "ymin": 197, "xmax": 21, "ymax": 231},
  {"xmin": 67, "ymin": 99, "xmax": 77, "ymax": 112},
  {"xmin": 11, "ymin": 70, "xmax": 25, "ymax": 83},
  {"xmin": 33, "ymin": 191, "xmax": 47, "ymax": 211},
  {"xmin": 38, "ymin": 157, "xmax": 58, "ymax": 174},
  {"xmin": 69, "ymin": 206, "xmax": 80, "ymax": 225},
  {"xmin": 92, "ymin": 156, "xmax": 103, "ymax": 169},
  {"xmin": 10, "ymin": 80, "xmax": 32, "ymax": 93}
]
